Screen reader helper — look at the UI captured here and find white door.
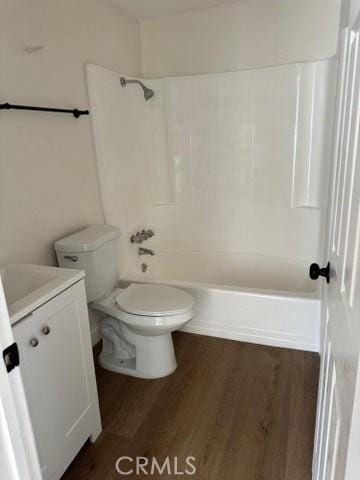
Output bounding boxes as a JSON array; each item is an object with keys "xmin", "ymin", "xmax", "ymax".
[
  {"xmin": 313, "ymin": 3, "xmax": 360, "ymax": 479},
  {"xmin": 0, "ymin": 277, "xmax": 42, "ymax": 480}
]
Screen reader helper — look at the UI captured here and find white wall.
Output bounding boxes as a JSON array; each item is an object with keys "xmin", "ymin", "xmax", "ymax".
[
  {"xmin": 0, "ymin": 0, "xmax": 141, "ymax": 267},
  {"xmin": 141, "ymin": 0, "xmax": 341, "ymax": 78}
]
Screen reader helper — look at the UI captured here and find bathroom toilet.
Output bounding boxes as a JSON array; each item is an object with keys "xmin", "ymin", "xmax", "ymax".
[
  {"xmin": 93, "ymin": 283, "xmax": 194, "ymax": 378},
  {"xmin": 55, "ymin": 225, "xmax": 195, "ymax": 378}
]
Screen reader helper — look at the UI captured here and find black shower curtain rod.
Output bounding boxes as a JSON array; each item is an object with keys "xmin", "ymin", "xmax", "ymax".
[{"xmin": 0, "ymin": 102, "xmax": 89, "ymax": 118}]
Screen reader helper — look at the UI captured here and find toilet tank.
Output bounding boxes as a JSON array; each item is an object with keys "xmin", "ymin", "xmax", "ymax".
[{"xmin": 55, "ymin": 225, "xmax": 121, "ymax": 302}]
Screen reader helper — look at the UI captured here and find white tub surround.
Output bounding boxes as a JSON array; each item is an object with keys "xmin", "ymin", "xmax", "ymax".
[
  {"xmin": 291, "ymin": 60, "xmax": 337, "ymax": 209},
  {"xmin": 87, "ymin": 60, "xmax": 334, "ymax": 264},
  {"xmin": 125, "ymin": 252, "xmax": 320, "ymax": 352},
  {"xmin": 86, "ymin": 61, "xmax": 330, "ymax": 353}
]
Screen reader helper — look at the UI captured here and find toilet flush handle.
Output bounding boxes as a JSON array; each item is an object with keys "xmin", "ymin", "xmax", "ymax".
[{"xmin": 64, "ymin": 255, "xmax": 78, "ymax": 262}]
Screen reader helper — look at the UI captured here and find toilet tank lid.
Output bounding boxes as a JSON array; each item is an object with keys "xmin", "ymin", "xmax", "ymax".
[{"xmin": 54, "ymin": 225, "xmax": 121, "ymax": 253}]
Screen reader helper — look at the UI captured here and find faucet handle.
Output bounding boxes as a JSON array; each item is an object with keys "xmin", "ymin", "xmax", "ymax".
[
  {"xmin": 131, "ymin": 232, "xmax": 143, "ymax": 244},
  {"xmin": 131, "ymin": 229, "xmax": 155, "ymax": 244}
]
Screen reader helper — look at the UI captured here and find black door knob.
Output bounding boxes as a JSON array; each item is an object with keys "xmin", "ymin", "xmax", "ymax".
[{"xmin": 309, "ymin": 262, "xmax": 330, "ymax": 284}]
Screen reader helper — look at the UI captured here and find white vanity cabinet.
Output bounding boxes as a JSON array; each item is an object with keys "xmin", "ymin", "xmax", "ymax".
[{"xmin": 12, "ymin": 279, "xmax": 102, "ymax": 480}]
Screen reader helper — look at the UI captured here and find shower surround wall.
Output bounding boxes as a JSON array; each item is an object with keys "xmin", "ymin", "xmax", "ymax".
[
  {"xmin": 87, "ymin": 60, "xmax": 334, "ymax": 275},
  {"xmin": 87, "ymin": 65, "xmax": 170, "ymax": 275}
]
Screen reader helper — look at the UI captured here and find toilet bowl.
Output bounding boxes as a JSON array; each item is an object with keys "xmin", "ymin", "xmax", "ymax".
[
  {"xmin": 91, "ymin": 284, "xmax": 195, "ymax": 378},
  {"xmin": 54, "ymin": 225, "xmax": 195, "ymax": 379}
]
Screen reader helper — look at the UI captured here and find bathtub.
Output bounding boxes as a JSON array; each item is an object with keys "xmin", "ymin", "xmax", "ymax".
[{"xmin": 123, "ymin": 252, "xmax": 320, "ymax": 352}]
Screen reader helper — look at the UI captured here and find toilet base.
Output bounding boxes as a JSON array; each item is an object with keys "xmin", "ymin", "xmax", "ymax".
[
  {"xmin": 98, "ymin": 349, "xmax": 177, "ymax": 379},
  {"xmin": 98, "ymin": 316, "xmax": 178, "ymax": 379}
]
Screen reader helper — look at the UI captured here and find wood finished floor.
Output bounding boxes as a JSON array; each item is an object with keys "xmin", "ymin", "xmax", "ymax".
[{"xmin": 62, "ymin": 333, "xmax": 319, "ymax": 480}]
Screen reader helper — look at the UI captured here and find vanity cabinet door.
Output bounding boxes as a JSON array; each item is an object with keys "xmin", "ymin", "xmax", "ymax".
[{"xmin": 13, "ymin": 280, "xmax": 101, "ymax": 480}]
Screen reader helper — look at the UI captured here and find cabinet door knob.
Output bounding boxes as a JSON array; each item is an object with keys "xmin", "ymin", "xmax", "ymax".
[
  {"xmin": 42, "ymin": 326, "xmax": 51, "ymax": 335},
  {"xmin": 30, "ymin": 338, "xmax": 39, "ymax": 347}
]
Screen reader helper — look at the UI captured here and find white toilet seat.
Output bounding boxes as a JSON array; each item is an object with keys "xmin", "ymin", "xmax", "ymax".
[
  {"xmin": 92, "ymin": 284, "xmax": 195, "ymax": 334},
  {"xmin": 115, "ymin": 306, "xmax": 194, "ymax": 335},
  {"xmin": 115, "ymin": 283, "xmax": 195, "ymax": 316}
]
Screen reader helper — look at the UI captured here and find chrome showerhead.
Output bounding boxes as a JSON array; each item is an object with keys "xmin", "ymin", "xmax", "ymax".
[
  {"xmin": 144, "ymin": 87, "xmax": 155, "ymax": 101},
  {"xmin": 120, "ymin": 77, "xmax": 155, "ymax": 101}
]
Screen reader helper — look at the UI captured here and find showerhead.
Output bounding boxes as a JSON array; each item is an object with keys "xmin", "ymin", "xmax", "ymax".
[
  {"xmin": 144, "ymin": 87, "xmax": 155, "ymax": 101},
  {"xmin": 120, "ymin": 77, "xmax": 155, "ymax": 101}
]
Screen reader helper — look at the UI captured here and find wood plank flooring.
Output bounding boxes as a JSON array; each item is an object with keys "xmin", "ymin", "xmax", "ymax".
[{"xmin": 62, "ymin": 332, "xmax": 319, "ymax": 480}]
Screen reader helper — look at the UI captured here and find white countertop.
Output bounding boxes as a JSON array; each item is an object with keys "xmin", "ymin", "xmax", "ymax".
[{"xmin": 1, "ymin": 264, "xmax": 85, "ymax": 325}]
